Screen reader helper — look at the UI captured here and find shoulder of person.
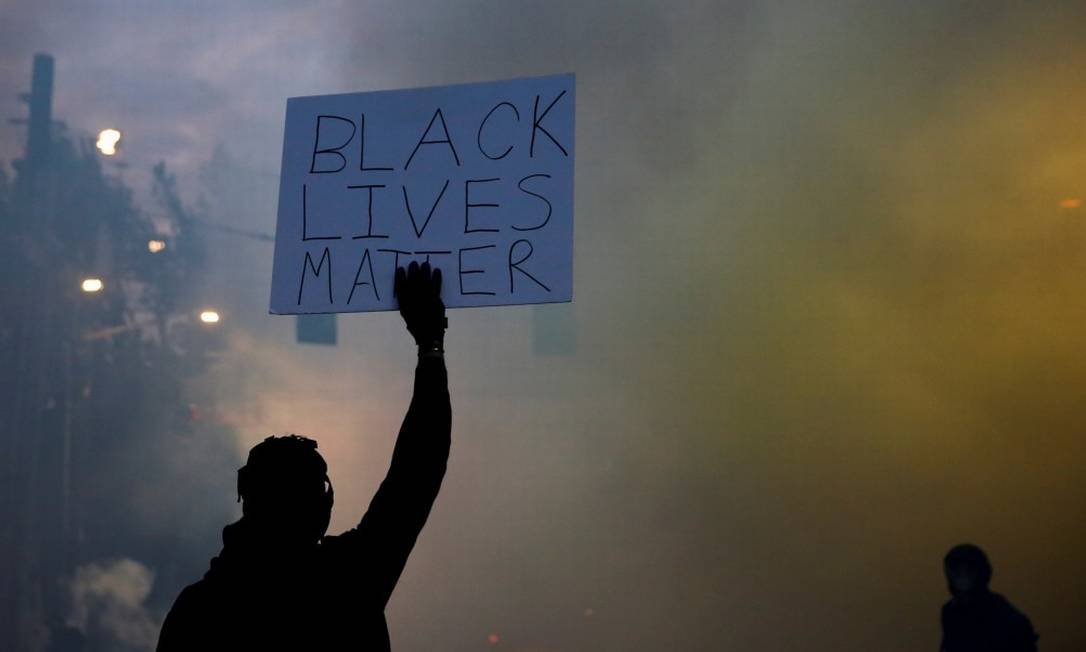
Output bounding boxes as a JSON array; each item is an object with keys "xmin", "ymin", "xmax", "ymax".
[
  {"xmin": 987, "ymin": 592, "xmax": 1020, "ymax": 613},
  {"xmin": 171, "ymin": 579, "xmax": 212, "ymax": 611},
  {"xmin": 987, "ymin": 592, "xmax": 1035, "ymax": 627}
]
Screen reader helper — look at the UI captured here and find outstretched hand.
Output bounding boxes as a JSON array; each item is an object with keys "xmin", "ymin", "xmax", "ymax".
[{"xmin": 395, "ymin": 261, "xmax": 446, "ymax": 350}]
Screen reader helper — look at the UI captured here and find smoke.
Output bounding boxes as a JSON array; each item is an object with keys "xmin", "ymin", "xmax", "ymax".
[
  {"xmin": 67, "ymin": 558, "xmax": 161, "ymax": 651},
  {"xmin": 4, "ymin": 1, "xmax": 1086, "ymax": 650}
]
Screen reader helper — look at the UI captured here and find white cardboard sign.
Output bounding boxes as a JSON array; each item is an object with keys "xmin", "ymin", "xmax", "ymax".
[{"xmin": 270, "ymin": 74, "xmax": 575, "ymax": 314}]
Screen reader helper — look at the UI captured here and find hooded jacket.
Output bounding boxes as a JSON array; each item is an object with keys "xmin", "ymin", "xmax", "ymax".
[
  {"xmin": 940, "ymin": 590, "xmax": 1039, "ymax": 652},
  {"xmin": 940, "ymin": 544, "xmax": 1038, "ymax": 652},
  {"xmin": 157, "ymin": 357, "xmax": 451, "ymax": 651}
]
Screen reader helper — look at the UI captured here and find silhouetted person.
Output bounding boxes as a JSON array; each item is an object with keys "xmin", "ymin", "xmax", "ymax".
[
  {"xmin": 157, "ymin": 262, "xmax": 451, "ymax": 651},
  {"xmin": 939, "ymin": 543, "xmax": 1039, "ymax": 652}
]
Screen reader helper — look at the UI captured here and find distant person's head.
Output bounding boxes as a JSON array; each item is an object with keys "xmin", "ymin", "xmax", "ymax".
[
  {"xmin": 944, "ymin": 543, "xmax": 992, "ymax": 601},
  {"xmin": 236, "ymin": 435, "xmax": 333, "ymax": 547}
]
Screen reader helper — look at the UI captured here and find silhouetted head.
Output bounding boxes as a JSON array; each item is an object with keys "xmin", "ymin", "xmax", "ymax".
[
  {"xmin": 944, "ymin": 543, "xmax": 992, "ymax": 602},
  {"xmin": 236, "ymin": 435, "xmax": 333, "ymax": 547}
]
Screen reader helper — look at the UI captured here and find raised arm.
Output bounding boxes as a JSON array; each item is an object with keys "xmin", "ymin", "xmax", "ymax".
[{"xmin": 341, "ymin": 261, "xmax": 451, "ymax": 609}]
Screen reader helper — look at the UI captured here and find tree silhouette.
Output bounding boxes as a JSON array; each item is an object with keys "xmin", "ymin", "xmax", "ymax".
[{"xmin": 0, "ymin": 75, "xmax": 240, "ymax": 651}]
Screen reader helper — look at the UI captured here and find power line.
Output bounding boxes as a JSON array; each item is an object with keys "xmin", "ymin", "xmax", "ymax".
[
  {"xmin": 145, "ymin": 214, "xmax": 275, "ymax": 243},
  {"xmin": 189, "ymin": 217, "xmax": 274, "ymax": 243}
]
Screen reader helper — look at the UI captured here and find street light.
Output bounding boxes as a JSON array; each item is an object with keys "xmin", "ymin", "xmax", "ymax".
[
  {"xmin": 147, "ymin": 239, "xmax": 166, "ymax": 253},
  {"xmin": 95, "ymin": 128, "xmax": 121, "ymax": 156},
  {"xmin": 81, "ymin": 278, "xmax": 103, "ymax": 293},
  {"xmin": 199, "ymin": 310, "xmax": 220, "ymax": 324}
]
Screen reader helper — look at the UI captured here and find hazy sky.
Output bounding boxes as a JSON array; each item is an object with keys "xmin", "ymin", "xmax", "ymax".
[{"xmin": 2, "ymin": 1, "xmax": 1085, "ymax": 650}]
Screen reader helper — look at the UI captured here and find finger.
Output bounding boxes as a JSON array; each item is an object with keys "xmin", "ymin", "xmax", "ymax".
[
  {"xmin": 419, "ymin": 261, "xmax": 433, "ymax": 294},
  {"xmin": 432, "ymin": 267, "xmax": 442, "ymax": 297},
  {"xmin": 394, "ymin": 266, "xmax": 407, "ymax": 300},
  {"xmin": 408, "ymin": 260, "xmax": 421, "ymax": 293},
  {"xmin": 405, "ymin": 260, "xmax": 419, "ymax": 294}
]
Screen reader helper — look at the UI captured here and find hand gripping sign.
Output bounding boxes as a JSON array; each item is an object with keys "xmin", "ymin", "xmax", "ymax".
[{"xmin": 270, "ymin": 74, "xmax": 574, "ymax": 314}]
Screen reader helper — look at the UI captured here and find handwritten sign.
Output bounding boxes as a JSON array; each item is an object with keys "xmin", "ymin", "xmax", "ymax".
[{"xmin": 269, "ymin": 74, "xmax": 575, "ymax": 314}]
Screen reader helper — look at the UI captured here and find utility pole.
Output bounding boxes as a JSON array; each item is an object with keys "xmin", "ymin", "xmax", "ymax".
[
  {"xmin": 24, "ymin": 54, "xmax": 54, "ymax": 167},
  {"xmin": 2, "ymin": 52, "xmax": 63, "ymax": 652},
  {"xmin": 10, "ymin": 53, "xmax": 54, "ymax": 199}
]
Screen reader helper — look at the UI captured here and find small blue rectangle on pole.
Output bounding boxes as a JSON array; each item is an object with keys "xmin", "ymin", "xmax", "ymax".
[
  {"xmin": 296, "ymin": 314, "xmax": 337, "ymax": 345},
  {"xmin": 532, "ymin": 303, "xmax": 575, "ymax": 355}
]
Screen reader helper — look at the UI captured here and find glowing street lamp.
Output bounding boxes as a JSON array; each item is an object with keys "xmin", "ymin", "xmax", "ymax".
[
  {"xmin": 81, "ymin": 278, "xmax": 103, "ymax": 293},
  {"xmin": 199, "ymin": 310, "xmax": 221, "ymax": 324},
  {"xmin": 147, "ymin": 239, "xmax": 166, "ymax": 253},
  {"xmin": 96, "ymin": 128, "xmax": 122, "ymax": 156}
]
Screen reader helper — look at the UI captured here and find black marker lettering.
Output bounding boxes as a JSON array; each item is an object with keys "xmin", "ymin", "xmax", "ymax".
[
  {"xmin": 404, "ymin": 108, "xmax": 461, "ymax": 170},
  {"xmin": 347, "ymin": 184, "xmax": 389, "ymax": 239},
  {"xmin": 414, "ymin": 250, "xmax": 452, "ymax": 266},
  {"xmin": 508, "ymin": 239, "xmax": 550, "ymax": 293},
  {"xmin": 464, "ymin": 178, "xmax": 501, "ymax": 234},
  {"xmin": 298, "ymin": 247, "xmax": 334, "ymax": 305},
  {"xmin": 309, "ymin": 115, "xmax": 355, "ymax": 174},
  {"xmin": 513, "ymin": 174, "xmax": 552, "ymax": 231},
  {"xmin": 477, "ymin": 101, "xmax": 520, "ymax": 160},
  {"xmin": 359, "ymin": 113, "xmax": 394, "ymax": 172},
  {"xmin": 378, "ymin": 248, "xmax": 412, "ymax": 295},
  {"xmin": 530, "ymin": 91, "xmax": 569, "ymax": 158},
  {"xmin": 458, "ymin": 245, "xmax": 497, "ymax": 296},
  {"xmin": 302, "ymin": 184, "xmax": 342, "ymax": 241},
  {"xmin": 347, "ymin": 248, "xmax": 379, "ymax": 303},
  {"xmin": 402, "ymin": 179, "xmax": 450, "ymax": 238}
]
